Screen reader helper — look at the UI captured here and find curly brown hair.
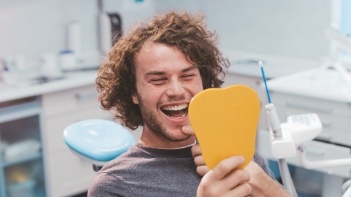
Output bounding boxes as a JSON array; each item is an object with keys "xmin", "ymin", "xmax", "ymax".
[{"xmin": 96, "ymin": 11, "xmax": 230, "ymax": 130}]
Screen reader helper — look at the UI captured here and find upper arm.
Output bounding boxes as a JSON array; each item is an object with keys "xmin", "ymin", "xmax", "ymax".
[{"xmin": 88, "ymin": 172, "xmax": 132, "ymax": 197}]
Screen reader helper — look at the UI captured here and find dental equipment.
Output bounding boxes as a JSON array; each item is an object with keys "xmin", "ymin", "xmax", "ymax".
[
  {"xmin": 63, "ymin": 119, "xmax": 135, "ymax": 171},
  {"xmin": 260, "ymin": 61, "xmax": 298, "ymax": 197},
  {"xmin": 261, "ymin": 53, "xmax": 351, "ymax": 196}
]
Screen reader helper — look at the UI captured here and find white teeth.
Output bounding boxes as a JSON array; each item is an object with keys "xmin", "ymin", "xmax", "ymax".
[{"xmin": 162, "ymin": 104, "xmax": 188, "ymax": 111}]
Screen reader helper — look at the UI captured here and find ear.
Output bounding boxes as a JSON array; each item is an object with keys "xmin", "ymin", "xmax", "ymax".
[{"xmin": 132, "ymin": 93, "xmax": 139, "ymax": 104}]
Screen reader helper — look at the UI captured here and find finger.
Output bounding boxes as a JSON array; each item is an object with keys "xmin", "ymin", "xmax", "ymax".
[
  {"xmin": 244, "ymin": 161, "xmax": 261, "ymax": 175},
  {"xmin": 199, "ymin": 168, "xmax": 250, "ymax": 196},
  {"xmin": 223, "ymin": 183, "xmax": 252, "ymax": 197},
  {"xmin": 210, "ymin": 156, "xmax": 245, "ymax": 181},
  {"xmin": 194, "ymin": 155, "xmax": 206, "ymax": 166},
  {"xmin": 191, "ymin": 144, "xmax": 202, "ymax": 157},
  {"xmin": 181, "ymin": 125, "xmax": 195, "ymax": 135},
  {"xmin": 221, "ymin": 170, "xmax": 251, "ymax": 196},
  {"xmin": 224, "ymin": 168, "xmax": 251, "ymax": 189},
  {"xmin": 196, "ymin": 165, "xmax": 210, "ymax": 176}
]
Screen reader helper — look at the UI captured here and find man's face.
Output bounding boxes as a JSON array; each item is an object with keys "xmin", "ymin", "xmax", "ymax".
[{"xmin": 132, "ymin": 42, "xmax": 203, "ymax": 148}]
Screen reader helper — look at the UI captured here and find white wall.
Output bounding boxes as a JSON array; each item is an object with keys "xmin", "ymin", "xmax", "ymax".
[
  {"xmin": 155, "ymin": 0, "xmax": 333, "ymax": 62},
  {"xmin": 0, "ymin": 0, "xmax": 335, "ymax": 71},
  {"xmin": 0, "ymin": 0, "xmax": 98, "ymax": 61},
  {"xmin": 0, "ymin": 0, "xmax": 155, "ymax": 68},
  {"xmin": 203, "ymin": 0, "xmax": 332, "ymax": 60}
]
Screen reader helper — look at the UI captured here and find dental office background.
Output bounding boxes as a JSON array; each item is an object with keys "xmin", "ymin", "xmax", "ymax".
[
  {"xmin": 0, "ymin": 0, "xmax": 337, "ymax": 67},
  {"xmin": 0, "ymin": 0, "xmax": 351, "ymax": 197}
]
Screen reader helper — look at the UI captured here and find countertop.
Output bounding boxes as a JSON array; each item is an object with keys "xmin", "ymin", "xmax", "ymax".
[
  {"xmin": 0, "ymin": 70, "xmax": 98, "ymax": 103},
  {"xmin": 222, "ymin": 49, "xmax": 319, "ymax": 79},
  {"xmin": 267, "ymin": 67, "xmax": 351, "ymax": 103}
]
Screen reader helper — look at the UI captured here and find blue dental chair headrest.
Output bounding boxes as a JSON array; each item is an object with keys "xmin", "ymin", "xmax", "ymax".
[{"xmin": 63, "ymin": 119, "xmax": 135, "ymax": 168}]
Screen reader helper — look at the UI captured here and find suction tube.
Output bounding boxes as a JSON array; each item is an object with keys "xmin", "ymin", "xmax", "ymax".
[{"xmin": 260, "ymin": 62, "xmax": 298, "ymax": 197}]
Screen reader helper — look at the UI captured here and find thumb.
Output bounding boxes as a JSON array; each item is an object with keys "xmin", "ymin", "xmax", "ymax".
[{"xmin": 181, "ymin": 125, "xmax": 195, "ymax": 136}]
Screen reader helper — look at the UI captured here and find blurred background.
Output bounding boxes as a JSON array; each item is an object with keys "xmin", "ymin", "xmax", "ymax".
[{"xmin": 0, "ymin": 1, "xmax": 350, "ymax": 197}]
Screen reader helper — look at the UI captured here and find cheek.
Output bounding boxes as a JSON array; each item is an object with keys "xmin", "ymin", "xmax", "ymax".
[
  {"xmin": 133, "ymin": 80, "xmax": 152, "ymax": 104},
  {"xmin": 134, "ymin": 85, "xmax": 161, "ymax": 105},
  {"xmin": 192, "ymin": 80, "xmax": 204, "ymax": 94}
]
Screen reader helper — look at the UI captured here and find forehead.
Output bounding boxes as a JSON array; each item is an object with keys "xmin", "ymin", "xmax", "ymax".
[{"xmin": 134, "ymin": 42, "xmax": 194, "ymax": 73}]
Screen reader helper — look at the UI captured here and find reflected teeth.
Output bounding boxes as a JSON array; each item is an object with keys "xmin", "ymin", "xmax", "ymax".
[{"xmin": 162, "ymin": 104, "xmax": 188, "ymax": 111}]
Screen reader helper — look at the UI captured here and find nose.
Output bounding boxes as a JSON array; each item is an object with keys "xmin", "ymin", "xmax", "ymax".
[{"xmin": 166, "ymin": 79, "xmax": 185, "ymax": 97}]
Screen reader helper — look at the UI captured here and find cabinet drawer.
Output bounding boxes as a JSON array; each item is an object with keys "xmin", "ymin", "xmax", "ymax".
[
  {"xmin": 42, "ymin": 106, "xmax": 111, "ymax": 154},
  {"xmin": 319, "ymin": 128, "xmax": 351, "ymax": 146},
  {"xmin": 42, "ymin": 85, "xmax": 100, "ymax": 117},
  {"xmin": 270, "ymin": 92, "xmax": 351, "ymax": 117},
  {"xmin": 45, "ymin": 149, "xmax": 95, "ymax": 197}
]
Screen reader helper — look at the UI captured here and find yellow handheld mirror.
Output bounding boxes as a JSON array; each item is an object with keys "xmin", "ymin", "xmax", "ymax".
[{"xmin": 188, "ymin": 85, "xmax": 260, "ymax": 169}]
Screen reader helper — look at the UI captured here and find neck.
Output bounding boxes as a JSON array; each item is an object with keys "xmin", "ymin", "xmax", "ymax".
[{"xmin": 139, "ymin": 129, "xmax": 196, "ymax": 149}]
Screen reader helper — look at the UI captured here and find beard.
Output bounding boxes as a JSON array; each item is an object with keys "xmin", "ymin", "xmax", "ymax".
[{"xmin": 138, "ymin": 99, "xmax": 185, "ymax": 142}]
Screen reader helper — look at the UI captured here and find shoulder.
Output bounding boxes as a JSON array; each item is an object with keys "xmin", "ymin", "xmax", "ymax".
[
  {"xmin": 88, "ymin": 171, "xmax": 130, "ymax": 197},
  {"xmin": 98, "ymin": 144, "xmax": 143, "ymax": 172},
  {"xmin": 87, "ymin": 145, "xmax": 142, "ymax": 195}
]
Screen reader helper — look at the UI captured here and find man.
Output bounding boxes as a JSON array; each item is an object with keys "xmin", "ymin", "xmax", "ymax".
[{"xmin": 88, "ymin": 11, "xmax": 292, "ymax": 197}]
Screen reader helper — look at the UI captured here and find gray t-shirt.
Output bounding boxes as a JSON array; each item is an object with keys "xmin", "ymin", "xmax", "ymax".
[{"xmin": 88, "ymin": 143, "xmax": 274, "ymax": 197}]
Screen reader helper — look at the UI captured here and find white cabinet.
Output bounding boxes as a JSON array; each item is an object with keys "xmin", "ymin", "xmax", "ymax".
[
  {"xmin": 41, "ymin": 85, "xmax": 112, "ymax": 197},
  {"xmin": 0, "ymin": 97, "xmax": 46, "ymax": 197}
]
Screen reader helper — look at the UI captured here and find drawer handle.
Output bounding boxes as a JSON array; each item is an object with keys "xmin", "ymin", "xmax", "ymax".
[
  {"xmin": 75, "ymin": 93, "xmax": 97, "ymax": 101},
  {"xmin": 286, "ymin": 102, "xmax": 332, "ymax": 113}
]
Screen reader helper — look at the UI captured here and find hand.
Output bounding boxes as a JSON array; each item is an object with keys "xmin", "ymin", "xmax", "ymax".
[
  {"xmin": 182, "ymin": 126, "xmax": 252, "ymax": 197},
  {"xmin": 245, "ymin": 162, "xmax": 266, "ymax": 196},
  {"xmin": 191, "ymin": 143, "xmax": 210, "ymax": 176},
  {"xmin": 189, "ymin": 146, "xmax": 291, "ymax": 197},
  {"xmin": 182, "ymin": 126, "xmax": 210, "ymax": 176},
  {"xmin": 182, "ymin": 126, "xmax": 291, "ymax": 196},
  {"xmin": 197, "ymin": 156, "xmax": 252, "ymax": 197},
  {"xmin": 245, "ymin": 162, "xmax": 292, "ymax": 197}
]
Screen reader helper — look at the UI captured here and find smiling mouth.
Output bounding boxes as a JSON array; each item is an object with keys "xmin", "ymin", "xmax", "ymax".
[{"xmin": 161, "ymin": 104, "xmax": 188, "ymax": 118}]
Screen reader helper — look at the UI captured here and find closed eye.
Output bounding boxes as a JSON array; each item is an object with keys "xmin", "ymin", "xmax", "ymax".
[
  {"xmin": 181, "ymin": 74, "xmax": 195, "ymax": 80},
  {"xmin": 150, "ymin": 78, "xmax": 167, "ymax": 85}
]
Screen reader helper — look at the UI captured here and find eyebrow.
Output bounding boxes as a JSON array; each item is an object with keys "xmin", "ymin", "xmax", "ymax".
[{"xmin": 144, "ymin": 65, "xmax": 198, "ymax": 76}]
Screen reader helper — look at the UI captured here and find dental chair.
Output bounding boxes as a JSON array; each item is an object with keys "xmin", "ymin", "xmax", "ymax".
[{"xmin": 63, "ymin": 119, "xmax": 135, "ymax": 171}]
